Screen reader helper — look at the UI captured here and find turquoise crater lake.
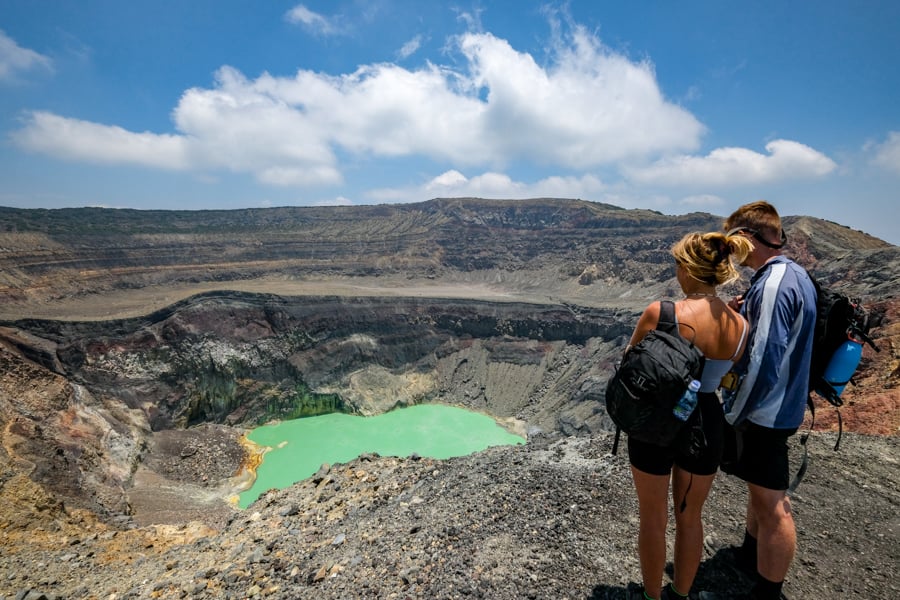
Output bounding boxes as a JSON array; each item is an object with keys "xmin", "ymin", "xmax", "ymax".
[{"xmin": 238, "ymin": 404, "xmax": 526, "ymax": 508}]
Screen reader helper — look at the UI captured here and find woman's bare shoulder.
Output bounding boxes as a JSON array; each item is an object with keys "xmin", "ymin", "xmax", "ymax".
[{"xmin": 641, "ymin": 300, "xmax": 662, "ymax": 320}]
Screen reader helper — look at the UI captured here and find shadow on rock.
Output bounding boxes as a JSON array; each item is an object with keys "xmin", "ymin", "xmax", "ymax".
[
  {"xmin": 664, "ymin": 549, "xmax": 756, "ymax": 598},
  {"xmin": 588, "ymin": 583, "xmax": 627, "ymax": 599}
]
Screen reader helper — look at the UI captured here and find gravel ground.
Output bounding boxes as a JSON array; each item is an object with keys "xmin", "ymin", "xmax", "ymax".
[{"xmin": 2, "ymin": 429, "xmax": 899, "ymax": 600}]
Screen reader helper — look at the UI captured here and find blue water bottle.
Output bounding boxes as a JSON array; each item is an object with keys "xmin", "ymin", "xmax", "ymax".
[
  {"xmin": 673, "ymin": 379, "xmax": 701, "ymax": 421},
  {"xmin": 820, "ymin": 337, "xmax": 863, "ymax": 399}
]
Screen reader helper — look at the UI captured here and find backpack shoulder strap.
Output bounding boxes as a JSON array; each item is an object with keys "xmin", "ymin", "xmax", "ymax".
[
  {"xmin": 804, "ymin": 266, "xmax": 821, "ymax": 290},
  {"xmin": 656, "ymin": 300, "xmax": 678, "ymax": 335}
]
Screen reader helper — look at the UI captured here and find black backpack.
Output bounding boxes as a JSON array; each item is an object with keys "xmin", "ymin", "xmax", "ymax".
[
  {"xmin": 605, "ymin": 300, "xmax": 705, "ymax": 453},
  {"xmin": 808, "ymin": 276, "xmax": 879, "ymax": 407},
  {"xmin": 789, "ymin": 274, "xmax": 880, "ymax": 492}
]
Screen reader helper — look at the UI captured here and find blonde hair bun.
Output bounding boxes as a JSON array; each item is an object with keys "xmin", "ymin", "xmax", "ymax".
[{"xmin": 671, "ymin": 231, "xmax": 752, "ymax": 286}]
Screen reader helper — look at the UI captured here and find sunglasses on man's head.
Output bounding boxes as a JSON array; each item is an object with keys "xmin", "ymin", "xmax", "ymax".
[{"xmin": 726, "ymin": 227, "xmax": 787, "ymax": 249}]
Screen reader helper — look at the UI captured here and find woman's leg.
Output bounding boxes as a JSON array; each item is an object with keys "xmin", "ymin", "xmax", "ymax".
[
  {"xmin": 631, "ymin": 465, "xmax": 671, "ymax": 599},
  {"xmin": 671, "ymin": 466, "xmax": 716, "ymax": 595}
]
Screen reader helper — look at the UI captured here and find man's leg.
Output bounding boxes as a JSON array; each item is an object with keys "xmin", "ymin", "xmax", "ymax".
[
  {"xmin": 745, "ymin": 498, "xmax": 758, "ymax": 538},
  {"xmin": 747, "ymin": 483, "xmax": 795, "ymax": 587},
  {"xmin": 730, "ymin": 424, "xmax": 794, "ymax": 583}
]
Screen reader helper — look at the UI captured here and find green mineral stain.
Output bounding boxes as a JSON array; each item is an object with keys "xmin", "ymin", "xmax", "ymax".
[{"xmin": 238, "ymin": 404, "xmax": 525, "ymax": 508}]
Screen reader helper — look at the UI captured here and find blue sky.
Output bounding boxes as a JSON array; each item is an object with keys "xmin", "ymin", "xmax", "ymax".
[{"xmin": 2, "ymin": 1, "xmax": 899, "ymax": 243}]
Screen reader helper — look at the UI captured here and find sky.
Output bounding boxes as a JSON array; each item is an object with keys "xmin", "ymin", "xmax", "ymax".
[{"xmin": 1, "ymin": 1, "xmax": 899, "ymax": 244}]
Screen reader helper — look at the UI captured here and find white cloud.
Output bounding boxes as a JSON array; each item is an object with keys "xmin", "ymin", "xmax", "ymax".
[
  {"xmin": 7, "ymin": 19, "xmax": 753, "ymax": 190},
  {"xmin": 449, "ymin": 172, "xmax": 526, "ymax": 196},
  {"xmin": 314, "ymin": 196, "xmax": 354, "ymax": 206},
  {"xmin": 528, "ymin": 174, "xmax": 605, "ymax": 198},
  {"xmin": 14, "ymin": 67, "xmax": 344, "ymax": 187},
  {"xmin": 454, "ymin": 28, "xmax": 703, "ymax": 166},
  {"xmin": 679, "ymin": 194, "xmax": 725, "ymax": 208},
  {"xmin": 370, "ymin": 170, "xmax": 604, "ymax": 203},
  {"xmin": 258, "ymin": 165, "xmax": 342, "ymax": 187},
  {"xmin": 284, "ymin": 5, "xmax": 341, "ymax": 35},
  {"xmin": 172, "ymin": 66, "xmax": 342, "ymax": 184},
  {"xmin": 427, "ymin": 170, "xmax": 469, "ymax": 189},
  {"xmin": 13, "ymin": 111, "xmax": 188, "ymax": 169},
  {"xmin": 397, "ymin": 35, "xmax": 423, "ymax": 60},
  {"xmin": 0, "ymin": 30, "xmax": 52, "ymax": 82},
  {"xmin": 624, "ymin": 140, "xmax": 837, "ymax": 186},
  {"xmin": 872, "ymin": 131, "xmax": 900, "ymax": 174},
  {"xmin": 455, "ymin": 8, "xmax": 485, "ymax": 32}
]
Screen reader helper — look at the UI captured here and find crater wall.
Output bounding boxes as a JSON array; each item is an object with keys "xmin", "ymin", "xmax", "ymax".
[{"xmin": 3, "ymin": 292, "xmax": 632, "ymax": 436}]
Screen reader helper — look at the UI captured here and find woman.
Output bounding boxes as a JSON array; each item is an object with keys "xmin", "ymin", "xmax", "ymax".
[{"xmin": 627, "ymin": 231, "xmax": 752, "ymax": 600}]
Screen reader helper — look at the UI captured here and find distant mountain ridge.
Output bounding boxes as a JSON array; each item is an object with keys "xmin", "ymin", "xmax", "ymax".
[
  {"xmin": 5, "ymin": 199, "xmax": 888, "ymax": 245},
  {"xmin": 1, "ymin": 198, "xmax": 895, "ymax": 315}
]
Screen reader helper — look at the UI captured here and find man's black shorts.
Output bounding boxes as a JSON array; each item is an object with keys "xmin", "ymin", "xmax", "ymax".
[
  {"xmin": 627, "ymin": 391, "xmax": 724, "ymax": 476},
  {"xmin": 721, "ymin": 421, "xmax": 797, "ymax": 491}
]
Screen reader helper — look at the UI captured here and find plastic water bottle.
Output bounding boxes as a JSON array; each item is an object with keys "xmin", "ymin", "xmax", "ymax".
[
  {"xmin": 673, "ymin": 379, "xmax": 701, "ymax": 421},
  {"xmin": 820, "ymin": 338, "xmax": 863, "ymax": 399}
]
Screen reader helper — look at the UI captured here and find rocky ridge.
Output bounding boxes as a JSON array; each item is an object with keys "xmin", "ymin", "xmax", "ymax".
[{"xmin": 3, "ymin": 199, "xmax": 896, "ymax": 321}]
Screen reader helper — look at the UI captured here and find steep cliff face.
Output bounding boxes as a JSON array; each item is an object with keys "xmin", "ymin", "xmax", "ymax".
[
  {"xmin": 3, "ymin": 292, "xmax": 630, "ymax": 436},
  {"xmin": 0, "ymin": 343, "xmax": 147, "ymax": 517}
]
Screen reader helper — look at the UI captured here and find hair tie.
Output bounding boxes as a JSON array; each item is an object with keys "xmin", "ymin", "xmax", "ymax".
[{"xmin": 711, "ymin": 238, "xmax": 729, "ymax": 265}]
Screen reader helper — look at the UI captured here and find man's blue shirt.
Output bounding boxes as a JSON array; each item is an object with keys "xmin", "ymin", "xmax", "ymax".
[{"xmin": 723, "ymin": 256, "xmax": 817, "ymax": 429}]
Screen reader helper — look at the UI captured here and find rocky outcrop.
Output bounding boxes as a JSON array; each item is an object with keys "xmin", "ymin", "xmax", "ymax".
[{"xmin": 0, "ymin": 343, "xmax": 148, "ymax": 518}]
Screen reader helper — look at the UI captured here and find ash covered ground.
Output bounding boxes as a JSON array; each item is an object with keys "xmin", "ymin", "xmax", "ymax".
[{"xmin": 2, "ymin": 428, "xmax": 898, "ymax": 599}]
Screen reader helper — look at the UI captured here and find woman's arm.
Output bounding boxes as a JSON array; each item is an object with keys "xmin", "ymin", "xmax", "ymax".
[{"xmin": 627, "ymin": 301, "xmax": 661, "ymax": 349}]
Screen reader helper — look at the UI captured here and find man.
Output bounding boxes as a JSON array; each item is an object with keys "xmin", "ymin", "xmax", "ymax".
[{"xmin": 706, "ymin": 201, "xmax": 817, "ymax": 600}]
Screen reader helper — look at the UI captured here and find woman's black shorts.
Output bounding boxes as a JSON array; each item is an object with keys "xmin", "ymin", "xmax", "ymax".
[{"xmin": 627, "ymin": 391, "xmax": 724, "ymax": 476}]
